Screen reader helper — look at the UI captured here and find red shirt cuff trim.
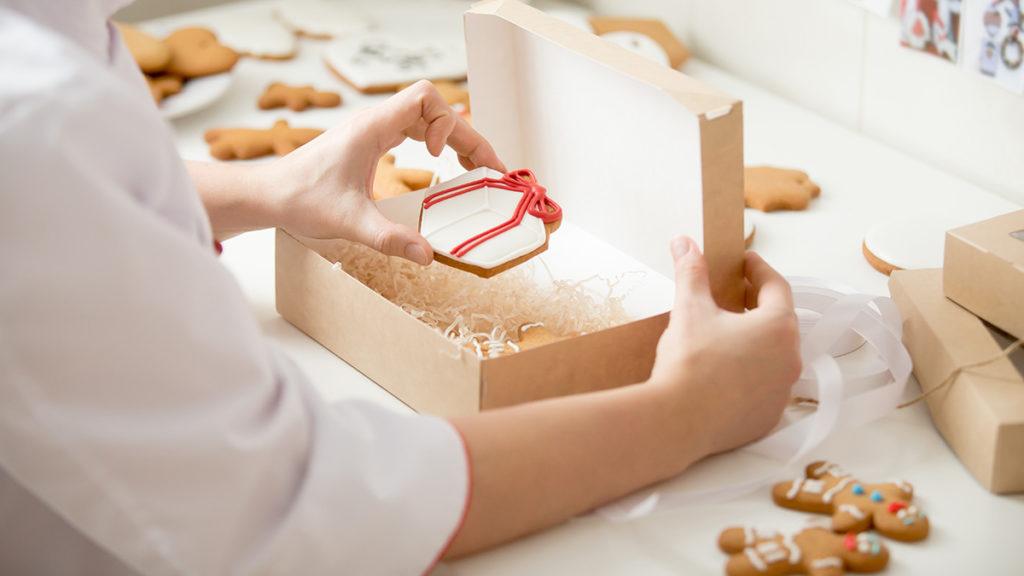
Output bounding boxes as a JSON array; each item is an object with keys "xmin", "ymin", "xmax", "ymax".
[{"xmin": 421, "ymin": 423, "xmax": 473, "ymax": 575}]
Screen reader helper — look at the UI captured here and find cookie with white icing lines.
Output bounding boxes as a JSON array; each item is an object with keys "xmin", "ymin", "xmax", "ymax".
[
  {"xmin": 718, "ymin": 525, "xmax": 889, "ymax": 576},
  {"xmin": 772, "ymin": 461, "xmax": 929, "ymax": 542}
]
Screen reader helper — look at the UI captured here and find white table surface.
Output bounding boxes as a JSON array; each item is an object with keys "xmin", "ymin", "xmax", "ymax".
[{"xmin": 157, "ymin": 2, "xmax": 1024, "ymax": 574}]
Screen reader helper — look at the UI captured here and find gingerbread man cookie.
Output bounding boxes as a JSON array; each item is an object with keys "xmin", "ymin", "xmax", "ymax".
[
  {"xmin": 163, "ymin": 27, "xmax": 240, "ymax": 79},
  {"xmin": 718, "ymin": 525, "xmax": 888, "ymax": 576},
  {"xmin": 146, "ymin": 75, "xmax": 183, "ymax": 104},
  {"xmin": 204, "ymin": 120, "xmax": 322, "ymax": 161},
  {"xmin": 372, "ymin": 154, "xmax": 434, "ymax": 200},
  {"xmin": 744, "ymin": 166, "xmax": 821, "ymax": 212},
  {"xmin": 258, "ymin": 82, "xmax": 342, "ymax": 111},
  {"xmin": 772, "ymin": 461, "xmax": 929, "ymax": 542}
]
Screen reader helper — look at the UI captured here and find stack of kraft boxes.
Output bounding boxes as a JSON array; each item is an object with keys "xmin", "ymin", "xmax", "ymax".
[{"xmin": 889, "ymin": 210, "xmax": 1024, "ymax": 494}]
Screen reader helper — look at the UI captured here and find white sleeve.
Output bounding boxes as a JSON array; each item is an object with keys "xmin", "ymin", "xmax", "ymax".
[{"xmin": 0, "ymin": 13, "xmax": 468, "ymax": 576}]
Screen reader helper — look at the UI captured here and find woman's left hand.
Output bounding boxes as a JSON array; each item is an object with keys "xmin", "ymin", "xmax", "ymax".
[{"xmin": 261, "ymin": 80, "xmax": 506, "ymax": 265}]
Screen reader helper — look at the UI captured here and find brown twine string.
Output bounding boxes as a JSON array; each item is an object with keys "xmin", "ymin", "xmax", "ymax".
[{"xmin": 788, "ymin": 339, "xmax": 1023, "ymax": 410}]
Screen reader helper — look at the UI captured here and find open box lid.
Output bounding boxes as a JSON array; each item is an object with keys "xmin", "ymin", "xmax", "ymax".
[
  {"xmin": 463, "ymin": 0, "xmax": 745, "ymax": 309},
  {"xmin": 375, "ymin": 0, "xmax": 745, "ymax": 309}
]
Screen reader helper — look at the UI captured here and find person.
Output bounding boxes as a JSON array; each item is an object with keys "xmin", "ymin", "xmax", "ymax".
[{"xmin": 0, "ymin": 1, "xmax": 801, "ymax": 574}]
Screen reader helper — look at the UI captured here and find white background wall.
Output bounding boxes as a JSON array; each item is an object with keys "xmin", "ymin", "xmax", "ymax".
[{"xmin": 580, "ymin": 0, "xmax": 1024, "ymax": 206}]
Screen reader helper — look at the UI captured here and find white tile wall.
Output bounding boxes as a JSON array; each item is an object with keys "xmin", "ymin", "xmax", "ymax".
[{"xmin": 580, "ymin": 0, "xmax": 1024, "ymax": 206}]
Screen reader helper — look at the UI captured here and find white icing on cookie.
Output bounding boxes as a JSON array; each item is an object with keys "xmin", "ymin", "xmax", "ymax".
[
  {"xmin": 273, "ymin": 0, "xmax": 369, "ymax": 39},
  {"xmin": 813, "ymin": 462, "xmax": 848, "ymax": 478},
  {"xmin": 324, "ymin": 32, "xmax": 466, "ymax": 91},
  {"xmin": 822, "ymin": 477, "xmax": 853, "ymax": 503},
  {"xmin": 786, "ymin": 477, "xmax": 804, "ymax": 499},
  {"xmin": 811, "ymin": 556, "xmax": 842, "ymax": 569},
  {"xmin": 839, "ymin": 503, "xmax": 866, "ymax": 520},
  {"xmin": 418, "ymin": 168, "xmax": 549, "ymax": 270},
  {"xmin": 782, "ymin": 535, "xmax": 800, "ymax": 564},
  {"xmin": 896, "ymin": 480, "xmax": 913, "ymax": 494},
  {"xmin": 755, "ymin": 541, "xmax": 787, "ymax": 564},
  {"xmin": 745, "ymin": 547, "xmax": 767, "ymax": 571},
  {"xmin": 802, "ymin": 478, "xmax": 825, "ymax": 494}
]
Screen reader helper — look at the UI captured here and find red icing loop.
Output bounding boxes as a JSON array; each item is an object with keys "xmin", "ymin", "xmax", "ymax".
[
  {"xmin": 888, "ymin": 501, "xmax": 908, "ymax": 514},
  {"xmin": 843, "ymin": 532, "xmax": 857, "ymax": 551},
  {"xmin": 422, "ymin": 169, "xmax": 561, "ymax": 258}
]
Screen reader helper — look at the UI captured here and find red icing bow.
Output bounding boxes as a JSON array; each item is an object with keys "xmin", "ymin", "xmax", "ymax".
[{"xmin": 422, "ymin": 169, "xmax": 561, "ymax": 258}]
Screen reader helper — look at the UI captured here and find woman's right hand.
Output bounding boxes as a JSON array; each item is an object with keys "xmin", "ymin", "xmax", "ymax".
[{"xmin": 649, "ymin": 237, "xmax": 802, "ymax": 459}]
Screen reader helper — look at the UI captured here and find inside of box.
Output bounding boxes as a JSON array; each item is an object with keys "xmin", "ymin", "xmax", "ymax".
[{"xmin": 466, "ymin": 3, "xmax": 724, "ymax": 281}]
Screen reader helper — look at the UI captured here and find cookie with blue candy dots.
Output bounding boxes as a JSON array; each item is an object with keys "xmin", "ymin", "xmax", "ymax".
[
  {"xmin": 718, "ymin": 525, "xmax": 889, "ymax": 576},
  {"xmin": 771, "ymin": 461, "xmax": 929, "ymax": 542}
]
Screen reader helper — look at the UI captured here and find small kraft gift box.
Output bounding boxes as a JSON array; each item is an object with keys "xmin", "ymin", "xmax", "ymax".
[
  {"xmin": 890, "ymin": 268, "xmax": 1024, "ymax": 494},
  {"xmin": 276, "ymin": 0, "xmax": 745, "ymax": 416},
  {"xmin": 944, "ymin": 209, "xmax": 1024, "ymax": 341}
]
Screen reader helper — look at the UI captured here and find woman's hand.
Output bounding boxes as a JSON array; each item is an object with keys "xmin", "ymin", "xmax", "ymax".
[
  {"xmin": 649, "ymin": 237, "xmax": 802, "ymax": 458},
  {"xmin": 260, "ymin": 80, "xmax": 505, "ymax": 264}
]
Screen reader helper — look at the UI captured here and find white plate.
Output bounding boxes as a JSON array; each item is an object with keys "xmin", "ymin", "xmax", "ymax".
[{"xmin": 160, "ymin": 71, "xmax": 234, "ymax": 120}]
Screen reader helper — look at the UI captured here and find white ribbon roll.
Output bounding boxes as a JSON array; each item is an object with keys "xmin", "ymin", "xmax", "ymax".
[{"xmin": 598, "ymin": 277, "xmax": 912, "ymax": 520}]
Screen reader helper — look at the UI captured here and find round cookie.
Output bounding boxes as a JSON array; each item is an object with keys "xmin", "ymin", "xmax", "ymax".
[
  {"xmin": 861, "ymin": 211, "xmax": 1002, "ymax": 275},
  {"xmin": 117, "ymin": 23, "xmax": 172, "ymax": 73},
  {"xmin": 163, "ymin": 27, "xmax": 240, "ymax": 79}
]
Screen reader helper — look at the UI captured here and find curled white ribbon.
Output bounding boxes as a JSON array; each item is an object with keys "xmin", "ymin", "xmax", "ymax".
[{"xmin": 598, "ymin": 277, "xmax": 912, "ymax": 520}]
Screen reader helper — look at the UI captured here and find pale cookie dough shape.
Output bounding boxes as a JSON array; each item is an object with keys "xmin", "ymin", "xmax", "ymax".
[
  {"xmin": 718, "ymin": 525, "xmax": 889, "ymax": 576},
  {"xmin": 772, "ymin": 461, "xmax": 929, "ymax": 542},
  {"xmin": 418, "ymin": 168, "xmax": 561, "ymax": 278},
  {"xmin": 324, "ymin": 32, "xmax": 467, "ymax": 94}
]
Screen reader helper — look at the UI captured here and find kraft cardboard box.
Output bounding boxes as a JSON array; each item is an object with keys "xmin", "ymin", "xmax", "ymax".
[
  {"xmin": 944, "ymin": 209, "xmax": 1024, "ymax": 341},
  {"xmin": 890, "ymin": 269, "xmax": 1024, "ymax": 493},
  {"xmin": 276, "ymin": 0, "xmax": 744, "ymax": 416}
]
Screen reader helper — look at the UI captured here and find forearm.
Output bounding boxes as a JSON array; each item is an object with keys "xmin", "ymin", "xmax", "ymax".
[
  {"xmin": 445, "ymin": 380, "xmax": 709, "ymax": 558},
  {"xmin": 186, "ymin": 160, "xmax": 280, "ymax": 239}
]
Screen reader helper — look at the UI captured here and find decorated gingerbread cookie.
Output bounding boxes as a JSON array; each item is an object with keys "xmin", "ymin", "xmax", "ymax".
[
  {"xmin": 418, "ymin": 168, "xmax": 562, "ymax": 278},
  {"xmin": 718, "ymin": 525, "xmax": 888, "ymax": 576},
  {"xmin": 272, "ymin": 0, "xmax": 369, "ymax": 40},
  {"xmin": 147, "ymin": 2, "xmax": 297, "ymax": 60},
  {"xmin": 204, "ymin": 120, "xmax": 322, "ymax": 160},
  {"xmin": 163, "ymin": 27, "xmax": 240, "ymax": 79},
  {"xmin": 589, "ymin": 17, "xmax": 690, "ymax": 68},
  {"xmin": 744, "ymin": 166, "xmax": 821, "ymax": 212},
  {"xmin": 372, "ymin": 154, "xmax": 434, "ymax": 200},
  {"xmin": 258, "ymin": 82, "xmax": 342, "ymax": 111},
  {"xmin": 323, "ymin": 33, "xmax": 466, "ymax": 94},
  {"xmin": 772, "ymin": 461, "xmax": 929, "ymax": 542}
]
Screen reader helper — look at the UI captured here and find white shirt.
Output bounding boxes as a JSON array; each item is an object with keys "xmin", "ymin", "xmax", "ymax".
[{"xmin": 0, "ymin": 2, "xmax": 469, "ymax": 574}]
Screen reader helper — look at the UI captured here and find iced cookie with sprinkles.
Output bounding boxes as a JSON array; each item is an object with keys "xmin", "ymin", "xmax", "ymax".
[
  {"xmin": 418, "ymin": 167, "xmax": 562, "ymax": 278},
  {"xmin": 772, "ymin": 461, "xmax": 929, "ymax": 542},
  {"xmin": 718, "ymin": 525, "xmax": 888, "ymax": 576}
]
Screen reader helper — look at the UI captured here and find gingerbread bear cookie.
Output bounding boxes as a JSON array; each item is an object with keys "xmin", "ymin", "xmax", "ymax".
[
  {"xmin": 772, "ymin": 461, "xmax": 929, "ymax": 542},
  {"xmin": 258, "ymin": 82, "xmax": 342, "ymax": 111},
  {"xmin": 164, "ymin": 27, "xmax": 240, "ymax": 78},
  {"xmin": 146, "ymin": 75, "xmax": 183, "ymax": 104},
  {"xmin": 745, "ymin": 166, "xmax": 821, "ymax": 212},
  {"xmin": 117, "ymin": 24, "xmax": 172, "ymax": 74},
  {"xmin": 372, "ymin": 154, "xmax": 434, "ymax": 200},
  {"xmin": 718, "ymin": 525, "xmax": 888, "ymax": 576},
  {"xmin": 204, "ymin": 120, "xmax": 322, "ymax": 160}
]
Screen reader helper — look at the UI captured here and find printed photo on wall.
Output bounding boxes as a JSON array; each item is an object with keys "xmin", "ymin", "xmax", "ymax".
[
  {"xmin": 899, "ymin": 0, "xmax": 963, "ymax": 62},
  {"xmin": 960, "ymin": 0, "xmax": 1024, "ymax": 92}
]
